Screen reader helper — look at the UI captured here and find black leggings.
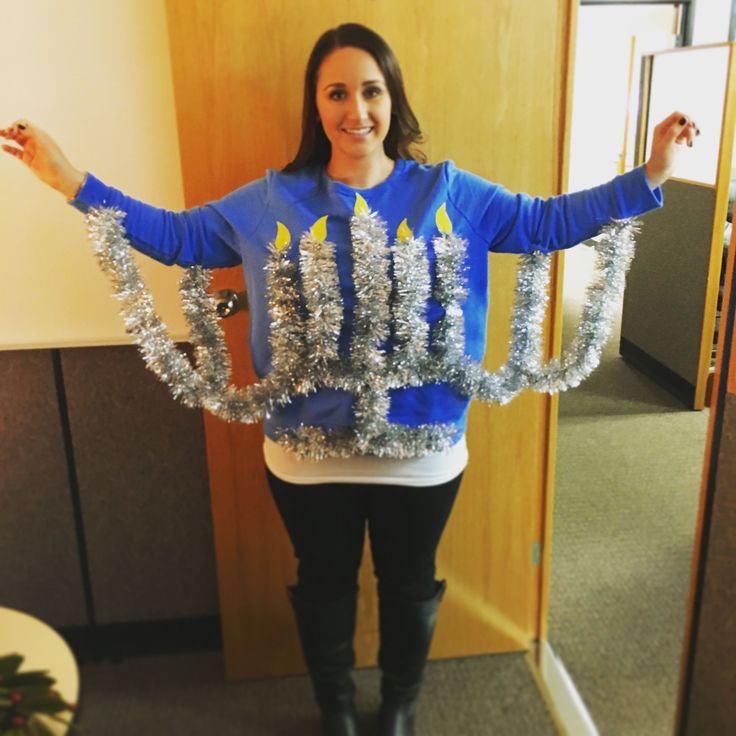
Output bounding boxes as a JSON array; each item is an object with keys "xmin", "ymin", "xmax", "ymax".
[{"xmin": 266, "ymin": 468, "xmax": 463, "ymax": 602}]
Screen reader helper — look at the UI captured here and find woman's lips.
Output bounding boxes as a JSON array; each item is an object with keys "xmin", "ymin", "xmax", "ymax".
[{"xmin": 342, "ymin": 126, "xmax": 374, "ymax": 137}]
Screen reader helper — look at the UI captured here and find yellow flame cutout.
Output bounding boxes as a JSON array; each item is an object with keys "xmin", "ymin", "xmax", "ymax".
[
  {"xmin": 274, "ymin": 221, "xmax": 291, "ymax": 251},
  {"xmin": 354, "ymin": 192, "xmax": 369, "ymax": 215},
  {"xmin": 396, "ymin": 218, "xmax": 414, "ymax": 242},
  {"xmin": 310, "ymin": 215, "xmax": 328, "ymax": 242},
  {"xmin": 435, "ymin": 203, "xmax": 453, "ymax": 235}
]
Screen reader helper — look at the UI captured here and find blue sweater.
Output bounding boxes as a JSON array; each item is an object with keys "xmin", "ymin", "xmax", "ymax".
[{"xmin": 70, "ymin": 160, "xmax": 662, "ymax": 445}]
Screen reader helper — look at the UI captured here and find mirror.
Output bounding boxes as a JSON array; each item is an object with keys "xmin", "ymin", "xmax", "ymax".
[{"xmin": 553, "ymin": 4, "xmax": 732, "ymax": 734}]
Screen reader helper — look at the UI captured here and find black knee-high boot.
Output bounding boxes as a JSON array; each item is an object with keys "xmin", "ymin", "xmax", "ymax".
[
  {"xmin": 287, "ymin": 585, "xmax": 361, "ymax": 736},
  {"xmin": 376, "ymin": 580, "xmax": 447, "ymax": 736}
]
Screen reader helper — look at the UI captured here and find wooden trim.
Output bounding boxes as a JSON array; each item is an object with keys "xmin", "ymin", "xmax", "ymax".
[
  {"xmin": 634, "ymin": 54, "xmax": 652, "ymax": 167},
  {"xmin": 620, "ymin": 34, "xmax": 637, "ymax": 175},
  {"xmin": 649, "ymin": 40, "xmax": 732, "ymax": 56},
  {"xmin": 694, "ymin": 43, "xmax": 736, "ymax": 409},
  {"xmin": 674, "ymin": 54, "xmax": 736, "ymax": 726},
  {"xmin": 536, "ymin": 0, "xmax": 578, "ymax": 660},
  {"xmin": 729, "ymin": 321, "xmax": 736, "ymax": 395}
]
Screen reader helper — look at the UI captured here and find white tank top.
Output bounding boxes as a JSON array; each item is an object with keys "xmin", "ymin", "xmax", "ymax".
[{"xmin": 263, "ymin": 434, "xmax": 468, "ymax": 487}]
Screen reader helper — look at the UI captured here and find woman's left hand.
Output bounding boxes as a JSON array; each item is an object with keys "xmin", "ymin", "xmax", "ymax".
[{"xmin": 644, "ymin": 111, "xmax": 699, "ymax": 188}]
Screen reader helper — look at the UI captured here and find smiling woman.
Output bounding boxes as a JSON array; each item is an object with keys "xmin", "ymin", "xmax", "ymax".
[
  {"xmin": 283, "ymin": 23, "xmax": 427, "ymax": 191},
  {"xmin": 0, "ymin": 15, "xmax": 699, "ymax": 736},
  {"xmin": 314, "ymin": 47, "xmax": 395, "ymax": 187}
]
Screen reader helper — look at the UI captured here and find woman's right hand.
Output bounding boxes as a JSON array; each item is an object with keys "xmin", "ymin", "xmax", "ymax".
[{"xmin": 1, "ymin": 119, "xmax": 85, "ymax": 200}]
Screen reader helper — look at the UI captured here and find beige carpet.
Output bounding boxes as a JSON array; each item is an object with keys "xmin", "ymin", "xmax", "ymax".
[
  {"xmin": 549, "ymin": 281, "xmax": 709, "ymax": 735},
  {"xmin": 77, "ymin": 648, "xmax": 557, "ymax": 735}
]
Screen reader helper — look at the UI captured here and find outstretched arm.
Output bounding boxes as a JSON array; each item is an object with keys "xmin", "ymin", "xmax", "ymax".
[
  {"xmin": 450, "ymin": 111, "xmax": 699, "ymax": 255},
  {"xmin": 1, "ymin": 119, "xmax": 85, "ymax": 198},
  {"xmin": 643, "ymin": 111, "xmax": 699, "ymax": 187},
  {"xmin": 1, "ymin": 119, "xmax": 244, "ymax": 268}
]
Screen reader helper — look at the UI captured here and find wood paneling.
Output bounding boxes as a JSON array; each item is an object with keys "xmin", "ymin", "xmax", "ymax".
[
  {"xmin": 165, "ymin": 0, "xmax": 571, "ymax": 679},
  {"xmin": 676, "ymin": 129, "xmax": 736, "ymax": 731},
  {"xmin": 683, "ymin": 394, "xmax": 736, "ymax": 734}
]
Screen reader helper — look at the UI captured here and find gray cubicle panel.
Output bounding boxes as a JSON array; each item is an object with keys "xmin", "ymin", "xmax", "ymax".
[
  {"xmin": 620, "ymin": 180, "xmax": 718, "ymax": 407},
  {"xmin": 0, "ymin": 345, "xmax": 219, "ymax": 631},
  {"xmin": 60, "ymin": 345, "xmax": 219, "ymax": 624},
  {"xmin": 0, "ymin": 350, "xmax": 88, "ymax": 626}
]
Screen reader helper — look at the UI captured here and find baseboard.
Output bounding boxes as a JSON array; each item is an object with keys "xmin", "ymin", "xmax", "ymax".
[
  {"xmin": 619, "ymin": 337, "xmax": 695, "ymax": 408},
  {"xmin": 525, "ymin": 641, "xmax": 598, "ymax": 736},
  {"xmin": 57, "ymin": 615, "xmax": 222, "ymax": 666}
]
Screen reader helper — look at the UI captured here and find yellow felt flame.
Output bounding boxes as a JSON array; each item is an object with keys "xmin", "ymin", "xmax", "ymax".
[
  {"xmin": 435, "ymin": 203, "xmax": 453, "ymax": 235},
  {"xmin": 274, "ymin": 221, "xmax": 291, "ymax": 251},
  {"xmin": 396, "ymin": 218, "xmax": 414, "ymax": 242},
  {"xmin": 310, "ymin": 215, "xmax": 328, "ymax": 242},
  {"xmin": 354, "ymin": 192, "xmax": 369, "ymax": 215}
]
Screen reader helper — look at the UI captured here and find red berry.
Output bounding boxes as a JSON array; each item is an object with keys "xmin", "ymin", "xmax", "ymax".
[
  {"xmin": 11, "ymin": 715, "xmax": 27, "ymax": 727},
  {"xmin": 10, "ymin": 691, "xmax": 22, "ymax": 704},
  {"xmin": 67, "ymin": 702, "xmax": 77, "ymax": 712},
  {"xmin": 48, "ymin": 688, "xmax": 59, "ymax": 697}
]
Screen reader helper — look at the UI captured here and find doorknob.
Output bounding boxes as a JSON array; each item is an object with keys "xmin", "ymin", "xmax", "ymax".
[{"xmin": 214, "ymin": 289, "xmax": 248, "ymax": 318}]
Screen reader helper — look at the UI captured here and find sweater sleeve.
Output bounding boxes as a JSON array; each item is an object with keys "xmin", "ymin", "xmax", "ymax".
[
  {"xmin": 67, "ymin": 172, "xmax": 267, "ymax": 268},
  {"xmin": 446, "ymin": 162, "xmax": 663, "ymax": 255}
]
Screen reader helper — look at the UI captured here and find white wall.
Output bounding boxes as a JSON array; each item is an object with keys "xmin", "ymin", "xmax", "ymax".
[
  {"xmin": 0, "ymin": 0, "xmax": 188, "ymax": 349},
  {"xmin": 692, "ymin": 0, "xmax": 732, "ymax": 45}
]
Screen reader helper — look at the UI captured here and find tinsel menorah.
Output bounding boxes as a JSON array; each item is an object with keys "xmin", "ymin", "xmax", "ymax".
[{"xmin": 85, "ymin": 193, "xmax": 638, "ymax": 460}]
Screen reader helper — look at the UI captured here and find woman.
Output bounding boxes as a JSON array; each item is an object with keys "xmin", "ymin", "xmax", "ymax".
[{"xmin": 1, "ymin": 22, "xmax": 697, "ymax": 736}]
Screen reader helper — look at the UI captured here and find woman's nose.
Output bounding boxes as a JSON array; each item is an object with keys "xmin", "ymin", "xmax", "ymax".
[{"xmin": 346, "ymin": 93, "xmax": 368, "ymax": 120}]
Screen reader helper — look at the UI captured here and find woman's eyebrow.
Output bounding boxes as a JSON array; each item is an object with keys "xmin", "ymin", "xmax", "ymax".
[{"xmin": 323, "ymin": 80, "xmax": 383, "ymax": 90}]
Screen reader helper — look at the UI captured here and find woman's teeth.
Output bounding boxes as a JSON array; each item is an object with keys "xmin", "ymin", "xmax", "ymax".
[{"xmin": 344, "ymin": 127, "xmax": 373, "ymax": 135}]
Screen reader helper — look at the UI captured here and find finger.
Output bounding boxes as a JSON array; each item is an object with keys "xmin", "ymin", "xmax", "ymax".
[
  {"xmin": 674, "ymin": 121, "xmax": 697, "ymax": 145},
  {"xmin": 9, "ymin": 119, "xmax": 31, "ymax": 143},
  {"xmin": 2, "ymin": 144, "xmax": 24, "ymax": 159},
  {"xmin": 0, "ymin": 127, "xmax": 29, "ymax": 145},
  {"xmin": 657, "ymin": 110, "xmax": 688, "ymax": 135},
  {"xmin": 666, "ymin": 116, "xmax": 692, "ymax": 144}
]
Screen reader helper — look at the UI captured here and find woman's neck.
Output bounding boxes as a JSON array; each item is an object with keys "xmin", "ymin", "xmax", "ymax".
[{"xmin": 326, "ymin": 155, "xmax": 395, "ymax": 189}]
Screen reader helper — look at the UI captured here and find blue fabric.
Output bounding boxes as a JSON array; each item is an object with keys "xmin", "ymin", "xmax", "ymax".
[{"xmin": 70, "ymin": 160, "xmax": 662, "ymax": 442}]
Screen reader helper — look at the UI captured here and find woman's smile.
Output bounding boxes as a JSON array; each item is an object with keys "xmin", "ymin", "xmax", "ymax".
[{"xmin": 316, "ymin": 46, "xmax": 393, "ymax": 170}]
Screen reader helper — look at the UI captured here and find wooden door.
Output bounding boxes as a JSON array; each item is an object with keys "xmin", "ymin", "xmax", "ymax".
[{"xmin": 164, "ymin": 0, "xmax": 572, "ymax": 679}]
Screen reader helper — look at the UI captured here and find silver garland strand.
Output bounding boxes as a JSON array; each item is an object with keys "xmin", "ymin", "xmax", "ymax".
[
  {"xmin": 349, "ymin": 209, "xmax": 393, "ymax": 448},
  {"xmin": 528, "ymin": 218, "xmax": 639, "ymax": 392},
  {"xmin": 388, "ymin": 234, "xmax": 431, "ymax": 386},
  {"xmin": 299, "ymin": 232, "xmax": 342, "ymax": 382},
  {"xmin": 85, "ymin": 206, "xmax": 638, "ymax": 459},
  {"xmin": 272, "ymin": 423, "xmax": 457, "ymax": 461}
]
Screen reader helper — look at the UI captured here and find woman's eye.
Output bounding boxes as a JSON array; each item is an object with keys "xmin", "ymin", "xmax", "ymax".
[
  {"xmin": 329, "ymin": 90, "xmax": 345, "ymax": 100},
  {"xmin": 365, "ymin": 86, "xmax": 382, "ymax": 98}
]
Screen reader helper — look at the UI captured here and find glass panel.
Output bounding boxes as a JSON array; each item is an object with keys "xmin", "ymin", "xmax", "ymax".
[{"xmin": 646, "ymin": 45, "xmax": 729, "ymax": 185}]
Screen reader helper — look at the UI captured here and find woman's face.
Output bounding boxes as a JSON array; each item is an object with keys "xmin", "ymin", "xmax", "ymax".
[{"xmin": 315, "ymin": 46, "xmax": 393, "ymax": 166}]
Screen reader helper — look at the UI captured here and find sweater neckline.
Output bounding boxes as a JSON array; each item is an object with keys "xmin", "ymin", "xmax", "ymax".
[{"xmin": 321, "ymin": 158, "xmax": 407, "ymax": 196}]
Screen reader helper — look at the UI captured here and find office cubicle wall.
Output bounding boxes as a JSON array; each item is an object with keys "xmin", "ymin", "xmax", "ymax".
[{"xmin": 621, "ymin": 43, "xmax": 736, "ymax": 409}]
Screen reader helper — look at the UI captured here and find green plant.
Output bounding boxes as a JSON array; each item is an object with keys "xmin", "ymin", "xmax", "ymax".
[{"xmin": 0, "ymin": 654, "xmax": 82, "ymax": 735}]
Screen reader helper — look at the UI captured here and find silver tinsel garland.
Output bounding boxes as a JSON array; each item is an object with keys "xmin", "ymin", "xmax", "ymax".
[{"xmin": 84, "ymin": 204, "xmax": 639, "ymax": 460}]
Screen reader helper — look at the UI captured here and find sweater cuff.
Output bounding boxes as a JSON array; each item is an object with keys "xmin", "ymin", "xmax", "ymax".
[
  {"xmin": 66, "ymin": 172, "xmax": 111, "ymax": 214},
  {"xmin": 625, "ymin": 165, "xmax": 664, "ymax": 211}
]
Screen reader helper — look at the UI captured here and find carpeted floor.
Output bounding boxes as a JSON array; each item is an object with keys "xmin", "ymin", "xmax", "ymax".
[
  {"xmin": 77, "ymin": 648, "xmax": 558, "ymax": 735},
  {"xmin": 75, "ymin": 274, "xmax": 709, "ymax": 735},
  {"xmin": 549, "ymin": 258, "xmax": 709, "ymax": 735}
]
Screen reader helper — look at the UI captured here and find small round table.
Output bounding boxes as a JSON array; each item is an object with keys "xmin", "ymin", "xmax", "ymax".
[{"xmin": 0, "ymin": 606, "xmax": 80, "ymax": 735}]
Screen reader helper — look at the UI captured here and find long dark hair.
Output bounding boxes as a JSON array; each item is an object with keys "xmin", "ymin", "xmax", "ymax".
[{"xmin": 282, "ymin": 23, "xmax": 427, "ymax": 172}]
